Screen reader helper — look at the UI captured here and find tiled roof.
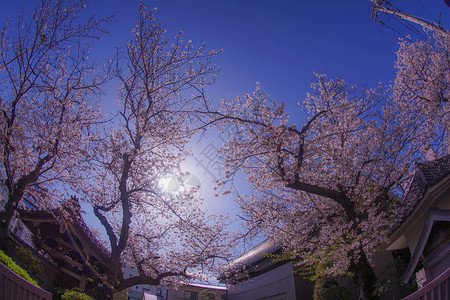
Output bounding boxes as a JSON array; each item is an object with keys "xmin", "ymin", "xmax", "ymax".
[
  {"xmin": 417, "ymin": 154, "xmax": 450, "ymax": 186},
  {"xmin": 391, "ymin": 154, "xmax": 450, "ymax": 233},
  {"xmin": 219, "ymin": 239, "xmax": 281, "ymax": 279},
  {"xmin": 18, "ymin": 200, "xmax": 111, "ymax": 257}
]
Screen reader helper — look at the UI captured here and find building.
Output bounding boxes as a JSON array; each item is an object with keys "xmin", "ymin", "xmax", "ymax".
[
  {"xmin": 384, "ymin": 154, "xmax": 450, "ymax": 298},
  {"xmin": 142, "ymin": 291, "xmax": 165, "ymax": 300},
  {"xmin": 18, "ymin": 200, "xmax": 114, "ymax": 292},
  {"xmin": 124, "ymin": 263, "xmax": 227, "ymax": 300},
  {"xmin": 122, "ymin": 264, "xmax": 167, "ymax": 300},
  {"xmin": 166, "ymin": 283, "xmax": 227, "ymax": 300},
  {"xmin": 0, "ymin": 184, "xmax": 38, "ymax": 246},
  {"xmin": 219, "ymin": 240, "xmax": 313, "ymax": 300},
  {"xmin": 134, "ymin": 282, "xmax": 226, "ymax": 300}
]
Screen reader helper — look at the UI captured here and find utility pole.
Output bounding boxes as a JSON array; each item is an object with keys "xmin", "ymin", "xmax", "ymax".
[{"xmin": 371, "ymin": 0, "xmax": 449, "ymax": 37}]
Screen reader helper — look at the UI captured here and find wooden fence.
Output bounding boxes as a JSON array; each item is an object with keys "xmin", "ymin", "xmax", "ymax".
[{"xmin": 0, "ymin": 262, "xmax": 52, "ymax": 300}]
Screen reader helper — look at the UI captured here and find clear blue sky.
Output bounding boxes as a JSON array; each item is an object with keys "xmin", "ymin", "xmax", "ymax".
[
  {"xmin": 84, "ymin": 0, "xmax": 450, "ymax": 111},
  {"xmin": 1, "ymin": 0, "xmax": 449, "ymax": 250},
  {"xmin": 2, "ymin": 0, "xmax": 448, "ymax": 110}
]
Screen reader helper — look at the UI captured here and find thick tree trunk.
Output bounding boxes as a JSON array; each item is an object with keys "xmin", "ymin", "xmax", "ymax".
[
  {"xmin": 89, "ymin": 284, "xmax": 114, "ymax": 300},
  {"xmin": 0, "ymin": 192, "xmax": 23, "ymax": 248},
  {"xmin": 90, "ymin": 256, "xmax": 121, "ymax": 300},
  {"xmin": 0, "ymin": 168, "xmax": 42, "ymax": 248},
  {"xmin": 0, "ymin": 193, "xmax": 22, "ymax": 227},
  {"xmin": 350, "ymin": 252, "xmax": 379, "ymax": 300},
  {"xmin": 0, "ymin": 225, "xmax": 9, "ymax": 249}
]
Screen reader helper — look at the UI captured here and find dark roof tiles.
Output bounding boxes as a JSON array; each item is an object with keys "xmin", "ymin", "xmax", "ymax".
[{"xmin": 392, "ymin": 154, "xmax": 450, "ymax": 233}]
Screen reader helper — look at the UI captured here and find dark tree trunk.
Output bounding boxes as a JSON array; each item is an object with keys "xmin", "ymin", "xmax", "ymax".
[
  {"xmin": 350, "ymin": 252, "xmax": 379, "ymax": 300},
  {"xmin": 88, "ymin": 284, "xmax": 115, "ymax": 300},
  {"xmin": 0, "ymin": 192, "xmax": 24, "ymax": 248},
  {"xmin": 0, "ymin": 225, "xmax": 9, "ymax": 249},
  {"xmin": 0, "ymin": 192, "xmax": 22, "ymax": 227},
  {"xmin": 90, "ymin": 257, "xmax": 122, "ymax": 300}
]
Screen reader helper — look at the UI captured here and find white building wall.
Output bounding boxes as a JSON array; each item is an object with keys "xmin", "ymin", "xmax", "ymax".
[
  {"xmin": 227, "ymin": 262, "xmax": 296, "ymax": 300},
  {"xmin": 0, "ymin": 185, "xmax": 34, "ymax": 247}
]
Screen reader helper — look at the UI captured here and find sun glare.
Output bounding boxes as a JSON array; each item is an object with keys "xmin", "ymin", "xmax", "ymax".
[
  {"xmin": 158, "ymin": 176, "xmax": 173, "ymax": 192},
  {"xmin": 157, "ymin": 173, "xmax": 202, "ymax": 196}
]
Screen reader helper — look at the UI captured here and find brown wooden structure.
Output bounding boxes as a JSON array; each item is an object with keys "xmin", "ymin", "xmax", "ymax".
[{"xmin": 18, "ymin": 203, "xmax": 116, "ymax": 292}]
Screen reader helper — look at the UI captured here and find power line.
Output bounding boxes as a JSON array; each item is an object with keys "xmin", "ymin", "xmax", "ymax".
[
  {"xmin": 415, "ymin": 0, "xmax": 437, "ymax": 23},
  {"xmin": 371, "ymin": 0, "xmax": 449, "ymax": 39}
]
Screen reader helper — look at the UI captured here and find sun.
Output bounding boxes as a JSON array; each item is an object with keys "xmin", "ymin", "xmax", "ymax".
[
  {"xmin": 158, "ymin": 175, "xmax": 174, "ymax": 192},
  {"xmin": 157, "ymin": 173, "xmax": 202, "ymax": 196}
]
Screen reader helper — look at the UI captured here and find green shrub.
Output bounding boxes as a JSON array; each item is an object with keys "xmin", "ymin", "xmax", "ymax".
[
  {"xmin": 61, "ymin": 289, "xmax": 95, "ymax": 300},
  {"xmin": 113, "ymin": 288, "xmax": 129, "ymax": 300},
  {"xmin": 15, "ymin": 246, "xmax": 44, "ymax": 277},
  {"xmin": 313, "ymin": 276, "xmax": 350, "ymax": 300},
  {"xmin": 0, "ymin": 249, "xmax": 40, "ymax": 287}
]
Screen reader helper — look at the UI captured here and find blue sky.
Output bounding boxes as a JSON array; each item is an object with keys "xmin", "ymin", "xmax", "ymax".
[
  {"xmin": 1, "ymin": 0, "xmax": 449, "ymax": 251},
  {"xmin": 84, "ymin": 0, "xmax": 450, "ymax": 109},
  {"xmin": 2, "ymin": 0, "xmax": 448, "ymax": 110}
]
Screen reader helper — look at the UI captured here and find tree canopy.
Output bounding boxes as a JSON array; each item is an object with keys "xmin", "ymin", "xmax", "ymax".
[
  {"xmin": 73, "ymin": 5, "xmax": 230, "ymax": 299},
  {"xmin": 212, "ymin": 30, "xmax": 449, "ymax": 300},
  {"xmin": 1, "ymin": 1, "xmax": 448, "ymax": 299},
  {"xmin": 0, "ymin": 1, "xmax": 232, "ymax": 298},
  {"xmin": 0, "ymin": 0, "xmax": 109, "ymax": 241}
]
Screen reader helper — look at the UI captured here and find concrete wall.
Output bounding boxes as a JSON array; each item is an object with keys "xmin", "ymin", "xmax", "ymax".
[{"xmin": 227, "ymin": 262, "xmax": 296, "ymax": 300}]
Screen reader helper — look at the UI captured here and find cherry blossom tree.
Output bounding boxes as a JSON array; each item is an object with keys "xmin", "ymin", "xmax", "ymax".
[
  {"xmin": 0, "ymin": 0, "xmax": 109, "ymax": 243},
  {"xmin": 393, "ymin": 31, "xmax": 449, "ymax": 152},
  {"xmin": 211, "ymin": 30, "xmax": 448, "ymax": 298},
  {"xmin": 76, "ymin": 5, "xmax": 230, "ymax": 298}
]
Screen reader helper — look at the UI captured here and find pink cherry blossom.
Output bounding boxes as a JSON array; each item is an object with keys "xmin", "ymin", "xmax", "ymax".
[{"xmin": 212, "ymin": 32, "xmax": 449, "ymax": 299}]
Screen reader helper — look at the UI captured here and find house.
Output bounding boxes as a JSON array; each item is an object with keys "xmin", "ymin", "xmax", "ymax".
[
  {"xmin": 124, "ymin": 263, "xmax": 227, "ymax": 300},
  {"xmin": 142, "ymin": 291, "xmax": 165, "ymax": 300},
  {"xmin": 385, "ymin": 154, "xmax": 450, "ymax": 298},
  {"xmin": 123, "ymin": 264, "xmax": 167, "ymax": 300}
]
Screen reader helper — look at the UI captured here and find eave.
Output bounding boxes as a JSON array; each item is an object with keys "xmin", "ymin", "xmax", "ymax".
[
  {"xmin": 402, "ymin": 208, "xmax": 450, "ymax": 283},
  {"xmin": 387, "ymin": 174, "xmax": 450, "ymax": 250}
]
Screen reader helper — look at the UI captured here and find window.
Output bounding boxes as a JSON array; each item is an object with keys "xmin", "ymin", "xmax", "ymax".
[{"xmin": 184, "ymin": 291, "xmax": 198, "ymax": 300}]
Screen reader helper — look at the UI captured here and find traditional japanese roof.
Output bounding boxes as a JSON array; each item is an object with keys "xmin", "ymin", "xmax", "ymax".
[
  {"xmin": 218, "ymin": 239, "xmax": 282, "ymax": 282},
  {"xmin": 18, "ymin": 203, "xmax": 111, "ymax": 261},
  {"xmin": 17, "ymin": 199, "xmax": 115, "ymax": 289},
  {"xmin": 391, "ymin": 154, "xmax": 450, "ymax": 233}
]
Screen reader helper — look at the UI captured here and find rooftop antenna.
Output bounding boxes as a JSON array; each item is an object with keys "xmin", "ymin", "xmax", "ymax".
[{"xmin": 371, "ymin": 0, "xmax": 449, "ymax": 37}]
